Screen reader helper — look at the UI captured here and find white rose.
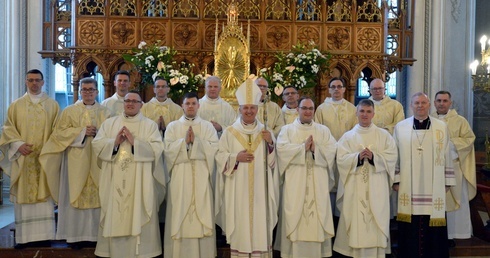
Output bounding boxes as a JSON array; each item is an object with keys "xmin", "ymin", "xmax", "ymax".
[{"xmin": 138, "ymin": 41, "xmax": 147, "ymax": 49}]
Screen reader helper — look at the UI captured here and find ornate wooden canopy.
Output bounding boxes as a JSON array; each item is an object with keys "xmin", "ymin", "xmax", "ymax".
[{"xmin": 39, "ymin": 0, "xmax": 415, "ymax": 104}]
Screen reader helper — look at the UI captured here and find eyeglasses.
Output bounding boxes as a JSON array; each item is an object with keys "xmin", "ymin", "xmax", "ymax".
[
  {"xmin": 124, "ymin": 99, "xmax": 142, "ymax": 104},
  {"xmin": 257, "ymin": 85, "xmax": 268, "ymax": 89},
  {"xmin": 155, "ymin": 85, "xmax": 169, "ymax": 89},
  {"xmin": 80, "ymin": 88, "xmax": 97, "ymax": 93},
  {"xmin": 370, "ymin": 87, "xmax": 385, "ymax": 91},
  {"xmin": 283, "ymin": 92, "xmax": 298, "ymax": 96},
  {"xmin": 299, "ymin": 106, "xmax": 315, "ymax": 111},
  {"xmin": 329, "ymin": 85, "xmax": 344, "ymax": 89},
  {"xmin": 26, "ymin": 79, "xmax": 43, "ymax": 83}
]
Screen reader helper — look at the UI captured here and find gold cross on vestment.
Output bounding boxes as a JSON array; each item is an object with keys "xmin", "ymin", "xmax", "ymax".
[{"xmin": 399, "ymin": 193, "xmax": 410, "ymax": 206}]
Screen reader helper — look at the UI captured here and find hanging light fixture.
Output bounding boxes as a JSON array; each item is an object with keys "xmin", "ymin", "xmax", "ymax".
[{"xmin": 470, "ymin": 35, "xmax": 490, "ymax": 91}]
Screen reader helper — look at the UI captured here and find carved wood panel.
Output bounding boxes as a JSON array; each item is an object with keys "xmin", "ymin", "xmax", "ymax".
[{"xmin": 41, "ymin": 0, "xmax": 415, "ymax": 104}]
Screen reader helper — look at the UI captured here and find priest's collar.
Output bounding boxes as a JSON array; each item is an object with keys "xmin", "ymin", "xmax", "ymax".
[
  {"xmin": 413, "ymin": 117, "xmax": 431, "ymax": 130},
  {"xmin": 372, "ymin": 97, "xmax": 384, "ymax": 104},
  {"xmin": 156, "ymin": 97, "xmax": 168, "ymax": 103},
  {"xmin": 359, "ymin": 122, "xmax": 373, "ymax": 129},
  {"xmin": 286, "ymin": 104, "xmax": 298, "ymax": 110},
  {"xmin": 83, "ymin": 101, "xmax": 96, "ymax": 106},
  {"xmin": 28, "ymin": 92, "xmax": 43, "ymax": 104},
  {"xmin": 206, "ymin": 95, "xmax": 220, "ymax": 102},
  {"xmin": 124, "ymin": 112, "xmax": 140, "ymax": 119},
  {"xmin": 436, "ymin": 113, "xmax": 447, "ymax": 119},
  {"xmin": 299, "ymin": 119, "xmax": 312, "ymax": 126},
  {"xmin": 241, "ymin": 119, "xmax": 257, "ymax": 129},
  {"xmin": 184, "ymin": 116, "xmax": 196, "ymax": 121}
]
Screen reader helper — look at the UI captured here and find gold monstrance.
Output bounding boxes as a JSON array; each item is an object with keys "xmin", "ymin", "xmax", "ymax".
[{"xmin": 214, "ymin": 1, "xmax": 251, "ymax": 103}]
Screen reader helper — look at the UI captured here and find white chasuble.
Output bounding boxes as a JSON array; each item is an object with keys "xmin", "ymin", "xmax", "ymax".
[
  {"xmin": 215, "ymin": 119, "xmax": 280, "ymax": 256},
  {"xmin": 163, "ymin": 116, "xmax": 218, "ymax": 258},
  {"xmin": 334, "ymin": 124, "xmax": 397, "ymax": 258},
  {"xmin": 92, "ymin": 113, "xmax": 165, "ymax": 258},
  {"xmin": 276, "ymin": 119, "xmax": 337, "ymax": 258}
]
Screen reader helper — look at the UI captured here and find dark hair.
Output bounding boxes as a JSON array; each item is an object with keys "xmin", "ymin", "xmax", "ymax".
[
  {"xmin": 126, "ymin": 90, "xmax": 142, "ymax": 100},
  {"xmin": 114, "ymin": 70, "xmax": 131, "ymax": 80},
  {"xmin": 298, "ymin": 96, "xmax": 314, "ymax": 107},
  {"xmin": 358, "ymin": 99, "xmax": 374, "ymax": 108},
  {"xmin": 328, "ymin": 77, "xmax": 345, "ymax": 87},
  {"xmin": 282, "ymin": 86, "xmax": 298, "ymax": 95},
  {"xmin": 26, "ymin": 69, "xmax": 44, "ymax": 80},
  {"xmin": 435, "ymin": 90, "xmax": 452, "ymax": 99},
  {"xmin": 183, "ymin": 92, "xmax": 198, "ymax": 102},
  {"xmin": 80, "ymin": 77, "xmax": 97, "ymax": 86}
]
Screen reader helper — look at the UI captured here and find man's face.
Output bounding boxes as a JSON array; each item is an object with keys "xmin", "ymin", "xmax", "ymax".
[
  {"xmin": 123, "ymin": 93, "xmax": 143, "ymax": 116},
  {"xmin": 411, "ymin": 94, "xmax": 430, "ymax": 118},
  {"xmin": 357, "ymin": 105, "xmax": 375, "ymax": 127},
  {"xmin": 282, "ymin": 87, "xmax": 299, "ymax": 108},
  {"xmin": 434, "ymin": 93, "xmax": 452, "ymax": 115},
  {"xmin": 239, "ymin": 104, "xmax": 258, "ymax": 124},
  {"xmin": 256, "ymin": 78, "xmax": 269, "ymax": 98},
  {"xmin": 369, "ymin": 79, "xmax": 385, "ymax": 101},
  {"xmin": 182, "ymin": 97, "xmax": 199, "ymax": 118},
  {"xmin": 205, "ymin": 80, "xmax": 221, "ymax": 99},
  {"xmin": 154, "ymin": 79, "xmax": 170, "ymax": 99},
  {"xmin": 328, "ymin": 79, "xmax": 345, "ymax": 101},
  {"xmin": 298, "ymin": 99, "xmax": 315, "ymax": 124},
  {"xmin": 80, "ymin": 82, "xmax": 98, "ymax": 104},
  {"xmin": 26, "ymin": 73, "xmax": 44, "ymax": 95},
  {"xmin": 114, "ymin": 74, "xmax": 130, "ymax": 97}
]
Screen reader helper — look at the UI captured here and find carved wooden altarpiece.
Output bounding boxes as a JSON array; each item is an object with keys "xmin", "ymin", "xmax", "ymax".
[{"xmin": 40, "ymin": 0, "xmax": 415, "ymax": 104}]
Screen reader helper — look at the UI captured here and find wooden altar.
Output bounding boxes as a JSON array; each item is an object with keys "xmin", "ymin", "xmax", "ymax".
[{"xmin": 39, "ymin": 0, "xmax": 415, "ymax": 104}]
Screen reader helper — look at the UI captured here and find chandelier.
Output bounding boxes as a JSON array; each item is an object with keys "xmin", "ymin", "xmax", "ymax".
[{"xmin": 470, "ymin": 35, "xmax": 490, "ymax": 91}]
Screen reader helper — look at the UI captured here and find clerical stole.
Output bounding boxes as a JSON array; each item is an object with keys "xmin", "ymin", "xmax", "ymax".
[
  {"xmin": 17, "ymin": 101, "xmax": 47, "ymax": 204},
  {"xmin": 228, "ymin": 127, "xmax": 263, "ymax": 242},
  {"xmin": 110, "ymin": 141, "xmax": 136, "ymax": 237}
]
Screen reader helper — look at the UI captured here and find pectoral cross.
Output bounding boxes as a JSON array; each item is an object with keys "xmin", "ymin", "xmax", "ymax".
[{"xmin": 417, "ymin": 146, "xmax": 423, "ymax": 153}]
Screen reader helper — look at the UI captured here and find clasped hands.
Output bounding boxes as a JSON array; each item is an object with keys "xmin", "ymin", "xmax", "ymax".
[
  {"xmin": 305, "ymin": 135, "xmax": 315, "ymax": 152},
  {"xmin": 85, "ymin": 125, "xmax": 97, "ymax": 137},
  {"xmin": 115, "ymin": 126, "xmax": 134, "ymax": 146},
  {"xmin": 359, "ymin": 147, "xmax": 373, "ymax": 160},
  {"xmin": 158, "ymin": 116, "xmax": 166, "ymax": 131}
]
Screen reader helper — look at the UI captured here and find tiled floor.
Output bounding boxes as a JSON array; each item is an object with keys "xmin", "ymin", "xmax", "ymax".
[{"xmin": 0, "ymin": 193, "xmax": 489, "ymax": 257}]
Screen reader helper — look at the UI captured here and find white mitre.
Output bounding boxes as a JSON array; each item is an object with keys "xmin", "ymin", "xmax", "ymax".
[{"xmin": 236, "ymin": 78, "xmax": 262, "ymax": 105}]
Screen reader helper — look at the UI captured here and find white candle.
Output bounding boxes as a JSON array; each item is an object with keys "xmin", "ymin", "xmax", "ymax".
[
  {"xmin": 470, "ymin": 60, "xmax": 479, "ymax": 75},
  {"xmin": 214, "ymin": 19, "xmax": 218, "ymax": 52},
  {"xmin": 481, "ymin": 35, "xmax": 488, "ymax": 52}
]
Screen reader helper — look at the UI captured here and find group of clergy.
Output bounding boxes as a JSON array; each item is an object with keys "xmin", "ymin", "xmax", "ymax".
[{"xmin": 0, "ymin": 69, "xmax": 476, "ymax": 258}]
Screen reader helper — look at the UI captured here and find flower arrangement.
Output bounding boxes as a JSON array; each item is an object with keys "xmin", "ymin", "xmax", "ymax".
[
  {"xmin": 123, "ymin": 41, "xmax": 204, "ymax": 99},
  {"xmin": 123, "ymin": 40, "xmax": 177, "ymax": 87},
  {"xmin": 261, "ymin": 41, "xmax": 330, "ymax": 99},
  {"xmin": 162, "ymin": 62, "xmax": 205, "ymax": 99}
]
